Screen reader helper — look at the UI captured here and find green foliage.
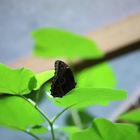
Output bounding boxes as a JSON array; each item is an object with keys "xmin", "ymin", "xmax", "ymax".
[
  {"xmin": 71, "ymin": 118, "xmax": 140, "ymax": 140},
  {"xmin": 61, "ymin": 126, "xmax": 81, "ymax": 137},
  {"xmin": 0, "ymin": 96, "xmax": 44, "ymax": 132},
  {"xmin": 32, "ymin": 28, "xmax": 103, "ymax": 59},
  {"xmin": 119, "ymin": 108, "xmax": 140, "ymax": 123},
  {"xmin": 0, "ymin": 27, "xmax": 131, "ymax": 140},
  {"xmin": 0, "ymin": 64, "xmax": 54, "ymax": 95},
  {"xmin": 0, "ymin": 64, "xmax": 36, "ymax": 95},
  {"xmin": 0, "ymin": 63, "xmax": 129, "ymax": 140},
  {"xmin": 76, "ymin": 63, "xmax": 116, "ymax": 88},
  {"xmin": 34, "ymin": 70, "xmax": 54, "ymax": 90},
  {"xmin": 53, "ymin": 88, "xmax": 127, "ymax": 108},
  {"xmin": 32, "ymin": 28, "xmax": 116, "ymax": 89}
]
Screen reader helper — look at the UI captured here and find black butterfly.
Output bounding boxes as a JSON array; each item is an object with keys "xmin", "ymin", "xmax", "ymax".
[{"xmin": 50, "ymin": 60, "xmax": 76, "ymax": 98}]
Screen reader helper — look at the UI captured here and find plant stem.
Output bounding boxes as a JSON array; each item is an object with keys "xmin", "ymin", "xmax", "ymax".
[
  {"xmin": 50, "ymin": 123, "xmax": 55, "ymax": 140},
  {"xmin": 24, "ymin": 130, "xmax": 41, "ymax": 140},
  {"xmin": 35, "ymin": 106, "xmax": 56, "ymax": 140},
  {"xmin": 51, "ymin": 105, "xmax": 74, "ymax": 124},
  {"xmin": 22, "ymin": 96, "xmax": 51, "ymax": 125},
  {"xmin": 35, "ymin": 105, "xmax": 57, "ymax": 140},
  {"xmin": 35, "ymin": 89, "xmax": 41, "ymax": 105},
  {"xmin": 71, "ymin": 109, "xmax": 83, "ymax": 129},
  {"xmin": 21, "ymin": 96, "xmax": 56, "ymax": 140},
  {"xmin": 35, "ymin": 105, "xmax": 52, "ymax": 125}
]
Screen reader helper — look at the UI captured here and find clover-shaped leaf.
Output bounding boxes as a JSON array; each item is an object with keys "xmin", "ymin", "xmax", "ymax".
[{"xmin": 32, "ymin": 28, "xmax": 103, "ymax": 59}]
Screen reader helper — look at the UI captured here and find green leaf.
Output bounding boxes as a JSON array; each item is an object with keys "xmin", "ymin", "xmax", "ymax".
[
  {"xmin": 34, "ymin": 70, "xmax": 54, "ymax": 90},
  {"xmin": 53, "ymin": 88, "xmax": 127, "ymax": 108},
  {"xmin": 29, "ymin": 125, "xmax": 48, "ymax": 134},
  {"xmin": 71, "ymin": 118, "xmax": 140, "ymax": 140},
  {"xmin": 115, "ymin": 123, "xmax": 140, "ymax": 140},
  {"xmin": 0, "ymin": 96, "xmax": 44, "ymax": 131},
  {"xmin": 0, "ymin": 64, "xmax": 36, "ymax": 95},
  {"xmin": 32, "ymin": 28, "xmax": 104, "ymax": 59},
  {"xmin": 76, "ymin": 63, "xmax": 116, "ymax": 88},
  {"xmin": 61, "ymin": 126, "xmax": 81, "ymax": 137},
  {"xmin": 71, "ymin": 127, "xmax": 101, "ymax": 140},
  {"xmin": 0, "ymin": 64, "xmax": 54, "ymax": 95},
  {"xmin": 119, "ymin": 108, "xmax": 140, "ymax": 123}
]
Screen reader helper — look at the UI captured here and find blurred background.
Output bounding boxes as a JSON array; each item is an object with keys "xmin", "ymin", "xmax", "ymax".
[{"xmin": 0, "ymin": 0, "xmax": 140, "ymax": 139}]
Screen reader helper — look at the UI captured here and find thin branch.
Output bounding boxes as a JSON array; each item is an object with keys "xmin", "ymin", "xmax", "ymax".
[
  {"xmin": 51, "ymin": 105, "xmax": 74, "ymax": 124},
  {"xmin": 50, "ymin": 123, "xmax": 55, "ymax": 140},
  {"xmin": 34, "ymin": 105, "xmax": 52, "ymax": 125},
  {"xmin": 71, "ymin": 109, "xmax": 83, "ymax": 129},
  {"xmin": 73, "ymin": 41, "xmax": 140, "ymax": 72},
  {"xmin": 21, "ymin": 96, "xmax": 51, "ymax": 125},
  {"xmin": 24, "ymin": 130, "xmax": 42, "ymax": 140}
]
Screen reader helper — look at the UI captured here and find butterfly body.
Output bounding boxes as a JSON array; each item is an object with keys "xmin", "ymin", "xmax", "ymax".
[{"xmin": 51, "ymin": 60, "xmax": 76, "ymax": 97}]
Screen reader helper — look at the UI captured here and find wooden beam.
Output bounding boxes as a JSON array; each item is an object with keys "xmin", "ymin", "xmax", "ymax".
[
  {"xmin": 10, "ymin": 57, "xmax": 55, "ymax": 72},
  {"xmin": 10, "ymin": 12, "xmax": 140, "ymax": 72},
  {"xmin": 87, "ymin": 12, "xmax": 140, "ymax": 52}
]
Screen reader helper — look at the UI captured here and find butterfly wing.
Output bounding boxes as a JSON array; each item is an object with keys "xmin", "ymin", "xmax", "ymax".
[{"xmin": 51, "ymin": 60, "xmax": 76, "ymax": 97}]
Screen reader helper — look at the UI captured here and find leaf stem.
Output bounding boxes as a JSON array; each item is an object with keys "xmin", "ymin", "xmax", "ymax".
[
  {"xmin": 22, "ymin": 96, "xmax": 75, "ymax": 140},
  {"xmin": 51, "ymin": 105, "xmax": 74, "ymax": 124},
  {"xmin": 35, "ymin": 89, "xmax": 41, "ymax": 105},
  {"xmin": 34, "ymin": 105, "xmax": 56, "ymax": 140},
  {"xmin": 21, "ymin": 96, "xmax": 56, "ymax": 140},
  {"xmin": 35, "ymin": 105, "xmax": 52, "ymax": 125},
  {"xmin": 50, "ymin": 123, "xmax": 55, "ymax": 140},
  {"xmin": 71, "ymin": 109, "xmax": 83, "ymax": 129},
  {"xmin": 24, "ymin": 130, "xmax": 41, "ymax": 140}
]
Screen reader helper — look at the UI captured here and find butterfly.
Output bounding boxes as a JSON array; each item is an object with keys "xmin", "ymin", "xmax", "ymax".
[{"xmin": 50, "ymin": 60, "xmax": 76, "ymax": 97}]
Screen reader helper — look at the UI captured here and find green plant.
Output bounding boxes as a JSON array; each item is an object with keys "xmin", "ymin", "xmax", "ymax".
[
  {"xmin": 0, "ymin": 63, "xmax": 129, "ymax": 140},
  {"xmin": 0, "ymin": 28, "xmax": 139, "ymax": 140},
  {"xmin": 119, "ymin": 108, "xmax": 140, "ymax": 131}
]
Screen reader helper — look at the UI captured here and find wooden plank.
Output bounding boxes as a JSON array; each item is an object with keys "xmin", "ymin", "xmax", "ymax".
[
  {"xmin": 10, "ymin": 12, "xmax": 140, "ymax": 71},
  {"xmin": 87, "ymin": 12, "xmax": 140, "ymax": 52},
  {"xmin": 10, "ymin": 57, "xmax": 55, "ymax": 72}
]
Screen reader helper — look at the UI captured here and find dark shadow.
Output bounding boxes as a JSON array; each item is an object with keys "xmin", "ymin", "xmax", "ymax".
[{"xmin": 73, "ymin": 40, "xmax": 140, "ymax": 72}]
